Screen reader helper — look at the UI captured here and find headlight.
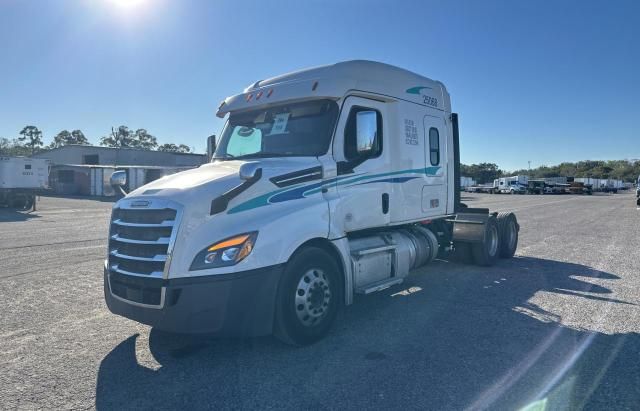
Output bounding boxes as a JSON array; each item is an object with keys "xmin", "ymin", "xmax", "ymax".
[{"xmin": 189, "ymin": 232, "xmax": 258, "ymax": 271}]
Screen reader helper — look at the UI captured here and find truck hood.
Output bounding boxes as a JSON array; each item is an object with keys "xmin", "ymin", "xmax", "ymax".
[{"xmin": 126, "ymin": 157, "xmax": 323, "ymax": 204}]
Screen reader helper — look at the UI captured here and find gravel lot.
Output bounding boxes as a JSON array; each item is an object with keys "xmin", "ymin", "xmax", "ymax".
[{"xmin": 1, "ymin": 192, "xmax": 638, "ymax": 410}]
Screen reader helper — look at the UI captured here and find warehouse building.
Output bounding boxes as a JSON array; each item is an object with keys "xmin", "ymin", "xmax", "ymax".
[
  {"xmin": 33, "ymin": 145, "xmax": 208, "ymax": 196},
  {"xmin": 33, "ymin": 145, "xmax": 206, "ymax": 167}
]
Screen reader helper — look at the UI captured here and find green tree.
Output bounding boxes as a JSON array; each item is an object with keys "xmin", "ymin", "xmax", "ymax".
[
  {"xmin": 51, "ymin": 130, "xmax": 72, "ymax": 148},
  {"xmin": 100, "ymin": 126, "xmax": 131, "ymax": 148},
  {"xmin": 18, "ymin": 125, "xmax": 44, "ymax": 154},
  {"xmin": 99, "ymin": 126, "xmax": 157, "ymax": 150},
  {"xmin": 461, "ymin": 162, "xmax": 503, "ymax": 184},
  {"xmin": 157, "ymin": 143, "xmax": 191, "ymax": 153},
  {"xmin": 505, "ymin": 159, "xmax": 640, "ymax": 182},
  {"xmin": 71, "ymin": 129, "xmax": 89, "ymax": 145},
  {"xmin": 132, "ymin": 128, "xmax": 157, "ymax": 150},
  {"xmin": 0, "ymin": 138, "xmax": 32, "ymax": 156},
  {"xmin": 50, "ymin": 129, "xmax": 90, "ymax": 148}
]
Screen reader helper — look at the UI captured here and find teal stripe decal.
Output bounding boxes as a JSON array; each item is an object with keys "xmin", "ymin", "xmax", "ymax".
[{"xmin": 228, "ymin": 166, "xmax": 441, "ymax": 214}]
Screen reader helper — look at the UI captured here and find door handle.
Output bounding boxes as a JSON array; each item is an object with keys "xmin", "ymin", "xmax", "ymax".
[{"xmin": 382, "ymin": 193, "xmax": 389, "ymax": 214}]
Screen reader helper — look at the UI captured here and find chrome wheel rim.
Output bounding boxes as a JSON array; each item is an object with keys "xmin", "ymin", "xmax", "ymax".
[
  {"xmin": 294, "ymin": 269, "xmax": 331, "ymax": 327},
  {"xmin": 488, "ymin": 224, "xmax": 499, "ymax": 256}
]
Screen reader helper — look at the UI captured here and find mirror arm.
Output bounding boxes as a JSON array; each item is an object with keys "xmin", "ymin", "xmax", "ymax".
[{"xmin": 337, "ymin": 156, "xmax": 369, "ymax": 175}]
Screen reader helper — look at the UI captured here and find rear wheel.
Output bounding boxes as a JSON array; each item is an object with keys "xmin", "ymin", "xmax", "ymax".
[
  {"xmin": 274, "ymin": 247, "xmax": 341, "ymax": 346},
  {"xmin": 9, "ymin": 194, "xmax": 28, "ymax": 209},
  {"xmin": 472, "ymin": 216, "xmax": 500, "ymax": 266},
  {"xmin": 497, "ymin": 212, "xmax": 518, "ymax": 258}
]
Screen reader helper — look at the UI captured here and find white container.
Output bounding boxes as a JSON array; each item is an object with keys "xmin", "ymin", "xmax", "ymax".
[{"xmin": 0, "ymin": 157, "xmax": 50, "ymax": 189}]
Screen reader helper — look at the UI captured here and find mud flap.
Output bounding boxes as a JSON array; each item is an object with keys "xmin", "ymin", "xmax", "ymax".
[{"xmin": 450, "ymin": 209, "xmax": 490, "ymax": 243}]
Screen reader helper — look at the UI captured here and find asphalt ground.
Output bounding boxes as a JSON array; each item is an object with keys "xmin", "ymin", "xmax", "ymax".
[{"xmin": 0, "ymin": 192, "xmax": 639, "ymax": 410}]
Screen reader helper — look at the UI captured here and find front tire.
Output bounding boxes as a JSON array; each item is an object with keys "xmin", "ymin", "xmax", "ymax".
[{"xmin": 274, "ymin": 247, "xmax": 341, "ymax": 346}]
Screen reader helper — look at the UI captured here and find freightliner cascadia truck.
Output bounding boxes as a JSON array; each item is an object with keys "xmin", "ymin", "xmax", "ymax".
[{"xmin": 104, "ymin": 61, "xmax": 520, "ymax": 345}]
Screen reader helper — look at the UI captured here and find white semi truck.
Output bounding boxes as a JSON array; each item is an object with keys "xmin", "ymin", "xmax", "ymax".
[
  {"xmin": 0, "ymin": 157, "xmax": 50, "ymax": 210},
  {"xmin": 104, "ymin": 61, "xmax": 520, "ymax": 345},
  {"xmin": 492, "ymin": 176, "xmax": 528, "ymax": 194}
]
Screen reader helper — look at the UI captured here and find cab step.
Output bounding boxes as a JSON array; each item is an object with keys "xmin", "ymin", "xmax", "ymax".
[{"xmin": 355, "ymin": 278, "xmax": 404, "ymax": 295}]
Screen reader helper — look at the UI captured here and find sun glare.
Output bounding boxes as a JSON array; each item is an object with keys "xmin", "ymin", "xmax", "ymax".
[{"xmin": 108, "ymin": 0, "xmax": 147, "ymax": 10}]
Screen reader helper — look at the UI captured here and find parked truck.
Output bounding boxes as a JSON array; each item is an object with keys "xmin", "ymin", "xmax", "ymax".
[
  {"xmin": 104, "ymin": 61, "xmax": 520, "ymax": 345},
  {"xmin": 636, "ymin": 175, "xmax": 640, "ymax": 206},
  {"xmin": 0, "ymin": 157, "xmax": 50, "ymax": 210},
  {"xmin": 491, "ymin": 176, "xmax": 528, "ymax": 194},
  {"xmin": 527, "ymin": 179, "xmax": 546, "ymax": 194}
]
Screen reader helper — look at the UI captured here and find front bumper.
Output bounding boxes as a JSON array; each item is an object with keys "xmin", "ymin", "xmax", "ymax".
[{"xmin": 104, "ymin": 265, "xmax": 283, "ymax": 336}]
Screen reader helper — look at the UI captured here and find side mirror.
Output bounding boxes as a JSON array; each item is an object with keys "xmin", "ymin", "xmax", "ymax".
[
  {"xmin": 207, "ymin": 134, "xmax": 217, "ymax": 160},
  {"xmin": 356, "ymin": 111, "xmax": 378, "ymax": 154},
  {"xmin": 239, "ymin": 162, "xmax": 262, "ymax": 181},
  {"xmin": 110, "ymin": 170, "xmax": 127, "ymax": 187}
]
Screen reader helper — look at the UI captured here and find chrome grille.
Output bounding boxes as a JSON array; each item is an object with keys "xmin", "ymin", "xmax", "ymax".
[{"xmin": 107, "ymin": 201, "xmax": 181, "ymax": 280}]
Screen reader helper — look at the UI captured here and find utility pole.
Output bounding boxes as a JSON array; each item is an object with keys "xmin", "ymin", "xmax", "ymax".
[{"xmin": 528, "ymin": 161, "xmax": 531, "ymax": 172}]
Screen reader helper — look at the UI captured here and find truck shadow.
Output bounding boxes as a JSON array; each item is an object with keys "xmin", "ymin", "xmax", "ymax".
[
  {"xmin": 95, "ymin": 257, "xmax": 639, "ymax": 410},
  {"xmin": 41, "ymin": 193, "xmax": 118, "ymax": 203},
  {"xmin": 0, "ymin": 208, "xmax": 41, "ymax": 222}
]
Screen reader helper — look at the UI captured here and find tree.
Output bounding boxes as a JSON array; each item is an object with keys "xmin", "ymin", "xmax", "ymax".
[
  {"xmin": 461, "ymin": 162, "xmax": 503, "ymax": 184},
  {"xmin": 18, "ymin": 125, "xmax": 44, "ymax": 154},
  {"xmin": 157, "ymin": 143, "xmax": 191, "ymax": 153},
  {"xmin": 51, "ymin": 130, "xmax": 71, "ymax": 148},
  {"xmin": 506, "ymin": 159, "xmax": 640, "ymax": 182},
  {"xmin": 100, "ymin": 126, "xmax": 131, "ymax": 148},
  {"xmin": 132, "ymin": 128, "xmax": 158, "ymax": 150},
  {"xmin": 50, "ymin": 129, "xmax": 90, "ymax": 148},
  {"xmin": 71, "ymin": 130, "xmax": 89, "ymax": 145},
  {"xmin": 0, "ymin": 138, "xmax": 32, "ymax": 156},
  {"xmin": 99, "ymin": 126, "xmax": 157, "ymax": 150}
]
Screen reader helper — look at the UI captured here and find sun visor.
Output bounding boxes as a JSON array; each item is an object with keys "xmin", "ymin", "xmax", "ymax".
[{"xmin": 216, "ymin": 78, "xmax": 342, "ymax": 118}]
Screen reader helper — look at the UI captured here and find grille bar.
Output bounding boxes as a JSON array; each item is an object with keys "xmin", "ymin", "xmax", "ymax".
[
  {"xmin": 111, "ymin": 264, "xmax": 164, "ymax": 278},
  {"xmin": 112, "ymin": 219, "xmax": 174, "ymax": 228},
  {"xmin": 111, "ymin": 234, "xmax": 170, "ymax": 245},
  {"xmin": 110, "ymin": 250, "xmax": 167, "ymax": 262}
]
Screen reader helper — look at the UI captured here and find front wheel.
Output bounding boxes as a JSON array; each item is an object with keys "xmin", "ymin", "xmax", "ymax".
[{"xmin": 274, "ymin": 247, "xmax": 342, "ymax": 346}]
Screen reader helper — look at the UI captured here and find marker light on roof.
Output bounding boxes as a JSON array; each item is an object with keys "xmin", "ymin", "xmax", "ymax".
[
  {"xmin": 267, "ymin": 89, "xmax": 274, "ymax": 97},
  {"xmin": 246, "ymin": 93, "xmax": 253, "ymax": 102},
  {"xmin": 312, "ymin": 81, "xmax": 318, "ymax": 91},
  {"xmin": 256, "ymin": 91, "xmax": 263, "ymax": 100}
]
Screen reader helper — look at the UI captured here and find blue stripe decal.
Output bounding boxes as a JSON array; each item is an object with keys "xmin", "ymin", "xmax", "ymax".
[
  {"xmin": 228, "ymin": 166, "xmax": 441, "ymax": 214},
  {"xmin": 352, "ymin": 176, "xmax": 420, "ymax": 186}
]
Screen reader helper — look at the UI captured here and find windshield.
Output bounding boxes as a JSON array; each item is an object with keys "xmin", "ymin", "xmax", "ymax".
[{"xmin": 213, "ymin": 99, "xmax": 339, "ymax": 160}]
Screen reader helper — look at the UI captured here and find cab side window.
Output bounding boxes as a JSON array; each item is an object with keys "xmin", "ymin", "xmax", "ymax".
[
  {"xmin": 429, "ymin": 127, "xmax": 440, "ymax": 165},
  {"xmin": 344, "ymin": 106, "xmax": 383, "ymax": 161}
]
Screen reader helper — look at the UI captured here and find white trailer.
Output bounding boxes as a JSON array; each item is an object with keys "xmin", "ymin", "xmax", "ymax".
[
  {"xmin": 0, "ymin": 157, "xmax": 50, "ymax": 209},
  {"xmin": 460, "ymin": 176, "xmax": 476, "ymax": 189},
  {"xmin": 104, "ymin": 61, "xmax": 520, "ymax": 345}
]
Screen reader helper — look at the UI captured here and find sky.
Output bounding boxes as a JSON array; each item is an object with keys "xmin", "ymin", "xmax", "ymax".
[{"xmin": 0, "ymin": 0, "xmax": 638, "ymax": 170}]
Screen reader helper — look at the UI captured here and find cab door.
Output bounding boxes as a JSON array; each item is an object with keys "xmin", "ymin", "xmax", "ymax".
[
  {"xmin": 331, "ymin": 97, "xmax": 391, "ymax": 232},
  {"xmin": 421, "ymin": 114, "xmax": 447, "ymax": 217}
]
